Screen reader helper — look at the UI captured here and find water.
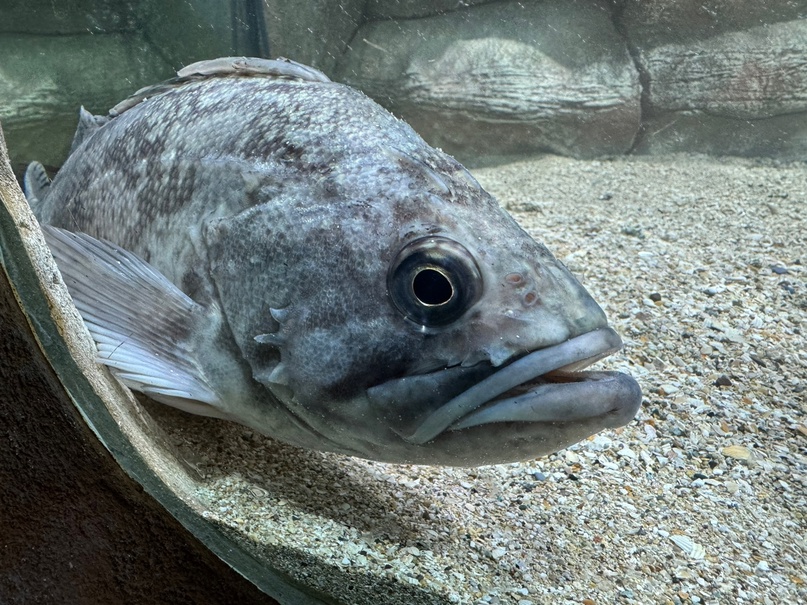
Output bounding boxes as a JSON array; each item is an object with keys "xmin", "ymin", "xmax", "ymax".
[{"xmin": 1, "ymin": 2, "xmax": 805, "ymax": 604}]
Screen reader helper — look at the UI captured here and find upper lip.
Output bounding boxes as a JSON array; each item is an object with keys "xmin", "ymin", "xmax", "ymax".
[{"xmin": 402, "ymin": 327, "xmax": 625, "ymax": 444}]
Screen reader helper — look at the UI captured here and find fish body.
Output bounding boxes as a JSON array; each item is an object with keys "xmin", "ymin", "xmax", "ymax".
[{"xmin": 31, "ymin": 57, "xmax": 641, "ymax": 466}]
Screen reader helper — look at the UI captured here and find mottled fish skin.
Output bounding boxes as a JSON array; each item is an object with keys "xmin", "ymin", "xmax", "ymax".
[{"xmin": 34, "ymin": 57, "xmax": 641, "ymax": 466}]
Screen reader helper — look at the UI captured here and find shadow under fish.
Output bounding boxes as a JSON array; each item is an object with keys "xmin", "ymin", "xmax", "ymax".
[{"xmin": 27, "ymin": 57, "xmax": 642, "ymax": 466}]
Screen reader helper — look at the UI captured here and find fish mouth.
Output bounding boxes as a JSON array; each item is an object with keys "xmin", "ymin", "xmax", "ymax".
[{"xmin": 402, "ymin": 327, "xmax": 641, "ymax": 444}]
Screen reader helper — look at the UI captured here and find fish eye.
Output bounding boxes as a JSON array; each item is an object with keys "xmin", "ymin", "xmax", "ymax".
[
  {"xmin": 412, "ymin": 267, "xmax": 453, "ymax": 306},
  {"xmin": 388, "ymin": 237, "xmax": 482, "ymax": 328}
]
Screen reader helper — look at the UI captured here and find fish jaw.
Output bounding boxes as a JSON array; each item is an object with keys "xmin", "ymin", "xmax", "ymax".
[
  {"xmin": 397, "ymin": 375, "xmax": 641, "ymax": 466},
  {"xmin": 402, "ymin": 327, "xmax": 627, "ymax": 443},
  {"xmin": 448, "ymin": 371, "xmax": 640, "ymax": 433},
  {"xmin": 359, "ymin": 327, "xmax": 642, "ymax": 465}
]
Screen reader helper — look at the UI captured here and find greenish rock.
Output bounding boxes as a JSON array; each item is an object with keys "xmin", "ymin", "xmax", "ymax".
[
  {"xmin": 634, "ymin": 112, "xmax": 807, "ymax": 159},
  {"xmin": 261, "ymin": 0, "xmax": 364, "ymax": 75},
  {"xmin": 638, "ymin": 20, "xmax": 807, "ymax": 119},
  {"xmin": 616, "ymin": 0, "xmax": 807, "ymax": 47},
  {"xmin": 366, "ymin": 0, "xmax": 497, "ymax": 20},
  {"xmin": 0, "ymin": 0, "xmax": 268, "ymax": 173},
  {"xmin": 0, "ymin": 34, "xmax": 172, "ymax": 172},
  {"xmin": 0, "ymin": 0, "xmax": 139, "ymax": 34},
  {"xmin": 631, "ymin": 18, "xmax": 807, "ymax": 157},
  {"xmin": 140, "ymin": 0, "xmax": 267, "ymax": 71},
  {"xmin": 337, "ymin": 0, "xmax": 641, "ymax": 161}
]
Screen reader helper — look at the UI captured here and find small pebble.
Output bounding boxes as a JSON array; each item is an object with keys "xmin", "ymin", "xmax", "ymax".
[
  {"xmin": 248, "ymin": 486, "xmax": 268, "ymax": 499},
  {"xmin": 723, "ymin": 481, "xmax": 740, "ymax": 494},
  {"xmin": 749, "ymin": 353, "xmax": 766, "ymax": 366},
  {"xmin": 490, "ymin": 548, "xmax": 507, "ymax": 559},
  {"xmin": 659, "ymin": 384, "xmax": 679, "ymax": 395},
  {"xmin": 722, "ymin": 445, "xmax": 753, "ymax": 461},
  {"xmin": 714, "ymin": 374, "xmax": 732, "ymax": 387}
]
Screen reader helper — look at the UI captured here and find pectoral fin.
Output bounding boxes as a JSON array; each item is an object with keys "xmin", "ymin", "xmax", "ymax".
[{"xmin": 42, "ymin": 225, "xmax": 227, "ymax": 418}]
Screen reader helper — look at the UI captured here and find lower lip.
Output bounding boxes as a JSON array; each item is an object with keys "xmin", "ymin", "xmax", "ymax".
[
  {"xmin": 449, "ymin": 370, "xmax": 642, "ymax": 431},
  {"xmin": 404, "ymin": 327, "xmax": 625, "ymax": 444}
]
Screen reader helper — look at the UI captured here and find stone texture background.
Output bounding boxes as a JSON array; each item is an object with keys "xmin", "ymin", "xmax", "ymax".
[
  {"xmin": 619, "ymin": 0, "xmax": 807, "ymax": 157},
  {"xmin": 1, "ymin": 0, "xmax": 806, "ymax": 170},
  {"xmin": 336, "ymin": 0, "xmax": 642, "ymax": 160}
]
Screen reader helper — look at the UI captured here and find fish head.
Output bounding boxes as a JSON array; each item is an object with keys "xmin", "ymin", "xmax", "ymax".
[
  {"xmin": 385, "ymin": 205, "xmax": 609, "ymax": 373},
  {"xmin": 208, "ymin": 151, "xmax": 641, "ymax": 466}
]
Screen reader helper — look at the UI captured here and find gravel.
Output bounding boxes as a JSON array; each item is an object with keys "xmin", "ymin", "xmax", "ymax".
[{"xmin": 147, "ymin": 153, "xmax": 806, "ymax": 605}]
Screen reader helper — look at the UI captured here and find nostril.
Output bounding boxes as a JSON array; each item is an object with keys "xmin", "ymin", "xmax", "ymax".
[
  {"xmin": 505, "ymin": 272, "xmax": 524, "ymax": 285},
  {"xmin": 523, "ymin": 291, "xmax": 539, "ymax": 306}
]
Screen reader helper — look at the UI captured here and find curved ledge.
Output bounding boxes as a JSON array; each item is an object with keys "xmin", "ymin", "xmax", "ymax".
[{"xmin": 0, "ymin": 125, "xmax": 327, "ymax": 605}]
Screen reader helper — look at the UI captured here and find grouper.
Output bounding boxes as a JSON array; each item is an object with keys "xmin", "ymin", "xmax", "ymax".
[{"xmin": 27, "ymin": 57, "xmax": 642, "ymax": 466}]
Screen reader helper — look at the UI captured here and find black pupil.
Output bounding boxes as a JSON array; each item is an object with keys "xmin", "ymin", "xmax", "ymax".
[{"xmin": 412, "ymin": 268, "xmax": 453, "ymax": 306}]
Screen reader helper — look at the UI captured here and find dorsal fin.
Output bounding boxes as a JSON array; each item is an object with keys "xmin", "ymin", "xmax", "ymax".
[
  {"xmin": 23, "ymin": 162, "xmax": 51, "ymax": 207},
  {"xmin": 23, "ymin": 108, "xmax": 108, "ymax": 209},
  {"xmin": 109, "ymin": 57, "xmax": 331, "ymax": 117},
  {"xmin": 177, "ymin": 56, "xmax": 331, "ymax": 82},
  {"xmin": 70, "ymin": 107, "xmax": 110, "ymax": 154}
]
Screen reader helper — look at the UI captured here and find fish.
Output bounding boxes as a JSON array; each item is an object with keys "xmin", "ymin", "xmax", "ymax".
[{"xmin": 28, "ymin": 56, "xmax": 641, "ymax": 466}]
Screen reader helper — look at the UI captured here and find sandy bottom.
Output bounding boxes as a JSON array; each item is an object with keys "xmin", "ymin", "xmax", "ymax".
[{"xmin": 147, "ymin": 154, "xmax": 805, "ymax": 605}]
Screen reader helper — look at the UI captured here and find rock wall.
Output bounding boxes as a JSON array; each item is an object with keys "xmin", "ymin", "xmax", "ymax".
[
  {"xmin": 619, "ymin": 1, "xmax": 807, "ymax": 157},
  {"xmin": 261, "ymin": 0, "xmax": 364, "ymax": 74},
  {"xmin": 365, "ymin": 0, "xmax": 498, "ymax": 20},
  {"xmin": 0, "ymin": 0, "xmax": 140, "ymax": 34},
  {"xmin": 339, "ymin": 0, "xmax": 807, "ymax": 162},
  {"xmin": 337, "ymin": 0, "xmax": 642, "ymax": 160},
  {"xmin": 1, "ymin": 0, "xmax": 805, "ymax": 170}
]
